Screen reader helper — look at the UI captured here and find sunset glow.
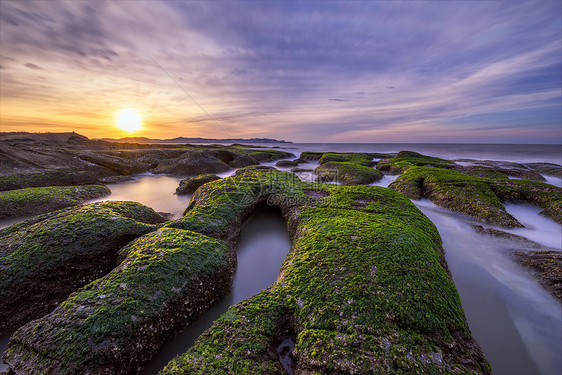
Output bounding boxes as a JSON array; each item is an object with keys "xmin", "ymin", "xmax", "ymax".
[
  {"xmin": 116, "ymin": 110, "xmax": 142, "ymax": 132},
  {"xmin": 0, "ymin": 1, "xmax": 560, "ymax": 142}
]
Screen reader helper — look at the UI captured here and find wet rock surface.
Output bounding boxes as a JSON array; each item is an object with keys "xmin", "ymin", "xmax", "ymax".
[
  {"xmin": 161, "ymin": 170, "xmax": 490, "ymax": 374},
  {"xmin": 513, "ymin": 250, "xmax": 562, "ymax": 301},
  {"xmin": 175, "ymin": 174, "xmax": 221, "ymax": 195},
  {"xmin": 0, "ymin": 185, "xmax": 110, "ymax": 219},
  {"xmin": 0, "ymin": 132, "xmax": 292, "ymax": 190},
  {"xmin": 313, "ymin": 152, "xmax": 384, "ymax": 185},
  {"xmin": 3, "ymin": 228, "xmax": 232, "ymax": 375},
  {"xmin": 385, "ymin": 152, "xmax": 562, "ymax": 226},
  {"xmin": 0, "ymin": 201, "xmax": 166, "ymax": 333}
]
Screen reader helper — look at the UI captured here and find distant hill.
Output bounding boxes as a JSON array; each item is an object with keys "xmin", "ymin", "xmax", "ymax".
[{"xmin": 100, "ymin": 136, "xmax": 292, "ymax": 144}]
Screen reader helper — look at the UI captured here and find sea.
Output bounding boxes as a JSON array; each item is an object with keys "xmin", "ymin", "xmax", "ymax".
[{"xmin": 1, "ymin": 143, "xmax": 560, "ymax": 375}]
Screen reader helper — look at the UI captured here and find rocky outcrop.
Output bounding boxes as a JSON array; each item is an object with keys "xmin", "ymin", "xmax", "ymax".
[
  {"xmin": 313, "ymin": 152, "xmax": 383, "ymax": 185},
  {"xmin": 0, "ymin": 201, "xmax": 166, "ymax": 333},
  {"xmin": 176, "ymin": 174, "xmax": 221, "ymax": 195},
  {"xmin": 0, "ymin": 132, "xmax": 293, "ymax": 188},
  {"xmin": 0, "ymin": 185, "xmax": 111, "ymax": 219},
  {"xmin": 4, "ymin": 228, "xmax": 232, "ymax": 375},
  {"xmin": 389, "ymin": 167, "xmax": 523, "ymax": 227},
  {"xmin": 513, "ymin": 250, "xmax": 562, "ymax": 301},
  {"xmin": 377, "ymin": 151, "xmax": 455, "ymax": 174},
  {"xmin": 160, "ymin": 170, "xmax": 490, "ymax": 374},
  {"xmin": 3, "ymin": 170, "xmax": 490, "ymax": 374},
  {"xmin": 276, "ymin": 159, "xmax": 300, "ymax": 167}
]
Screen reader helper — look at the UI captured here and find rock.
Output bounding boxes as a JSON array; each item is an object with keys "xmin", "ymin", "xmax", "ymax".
[
  {"xmin": 471, "ymin": 225, "xmax": 542, "ymax": 248},
  {"xmin": 390, "ymin": 167, "xmax": 523, "ymax": 227},
  {"xmin": 0, "ymin": 185, "xmax": 111, "ymax": 219},
  {"xmin": 490, "ymin": 179, "xmax": 562, "ymax": 224},
  {"xmin": 512, "ymin": 250, "xmax": 562, "ymax": 301},
  {"xmin": 160, "ymin": 171, "xmax": 489, "ymax": 374},
  {"xmin": 299, "ymin": 151, "xmax": 324, "ymax": 161},
  {"xmin": 153, "ymin": 151, "xmax": 231, "ymax": 176},
  {"xmin": 315, "ymin": 161, "xmax": 383, "ymax": 185},
  {"xmin": 0, "ymin": 201, "xmax": 166, "ymax": 333},
  {"xmin": 525, "ymin": 163, "xmax": 562, "ymax": 178},
  {"xmin": 377, "ymin": 151, "xmax": 455, "ymax": 174},
  {"xmin": 3, "ymin": 228, "xmax": 232, "ymax": 375},
  {"xmin": 176, "ymin": 174, "xmax": 221, "ymax": 195},
  {"xmin": 275, "ymin": 160, "xmax": 300, "ymax": 167},
  {"xmin": 0, "ymin": 170, "xmax": 103, "ymax": 191},
  {"xmin": 4, "ymin": 171, "xmax": 489, "ymax": 374},
  {"xmin": 235, "ymin": 165, "xmax": 277, "ymax": 175}
]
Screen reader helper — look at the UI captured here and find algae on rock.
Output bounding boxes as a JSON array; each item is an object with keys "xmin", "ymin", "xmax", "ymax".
[
  {"xmin": 4, "ymin": 170, "xmax": 490, "ymax": 374},
  {"xmin": 4, "ymin": 227, "xmax": 232, "ymax": 375},
  {"xmin": 0, "ymin": 201, "xmax": 166, "ymax": 333},
  {"xmin": 0, "ymin": 185, "xmax": 111, "ymax": 219}
]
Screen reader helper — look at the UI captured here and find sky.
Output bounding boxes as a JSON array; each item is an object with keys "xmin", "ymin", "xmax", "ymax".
[{"xmin": 0, "ymin": 0, "xmax": 560, "ymax": 143}]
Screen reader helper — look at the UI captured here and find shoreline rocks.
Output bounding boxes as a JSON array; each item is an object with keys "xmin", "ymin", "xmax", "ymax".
[
  {"xmin": 4, "ymin": 228, "xmax": 232, "ymax": 375},
  {"xmin": 175, "ymin": 174, "xmax": 221, "ymax": 195},
  {"xmin": 0, "ymin": 185, "xmax": 111, "ymax": 219},
  {"xmin": 0, "ymin": 201, "xmax": 166, "ymax": 333},
  {"xmin": 513, "ymin": 250, "xmax": 561, "ymax": 301}
]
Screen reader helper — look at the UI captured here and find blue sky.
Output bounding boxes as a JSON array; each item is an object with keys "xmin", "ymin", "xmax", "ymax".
[{"xmin": 0, "ymin": 0, "xmax": 560, "ymax": 143}]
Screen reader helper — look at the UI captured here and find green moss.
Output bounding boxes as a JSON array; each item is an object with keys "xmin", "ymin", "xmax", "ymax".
[
  {"xmin": 315, "ymin": 161, "xmax": 383, "ymax": 185},
  {"xmin": 166, "ymin": 170, "xmax": 310, "ymax": 237},
  {"xmin": 0, "ymin": 185, "xmax": 111, "ymax": 219},
  {"xmin": 389, "ymin": 165, "xmax": 562, "ymax": 226},
  {"xmin": 389, "ymin": 167, "xmax": 522, "ymax": 227},
  {"xmin": 0, "ymin": 201, "xmax": 166, "ymax": 300},
  {"xmin": 4, "ymin": 171, "xmax": 488, "ymax": 374},
  {"xmin": 160, "ymin": 174, "xmax": 489, "ymax": 374},
  {"xmin": 318, "ymin": 152, "xmax": 375, "ymax": 167},
  {"xmin": 299, "ymin": 151, "xmax": 324, "ymax": 161},
  {"xmin": 232, "ymin": 147, "xmax": 294, "ymax": 162},
  {"xmin": 378, "ymin": 151, "xmax": 455, "ymax": 174},
  {"xmin": 176, "ymin": 174, "xmax": 221, "ymax": 195},
  {"xmin": 5, "ymin": 228, "xmax": 230, "ymax": 374},
  {"xmin": 0, "ymin": 170, "xmax": 98, "ymax": 191},
  {"xmin": 490, "ymin": 179, "xmax": 562, "ymax": 224}
]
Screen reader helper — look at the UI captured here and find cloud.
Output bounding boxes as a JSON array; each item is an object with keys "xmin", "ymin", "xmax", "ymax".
[{"xmin": 0, "ymin": 0, "xmax": 560, "ymax": 142}]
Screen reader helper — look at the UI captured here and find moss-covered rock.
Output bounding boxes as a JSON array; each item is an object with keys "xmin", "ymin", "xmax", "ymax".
[
  {"xmin": 160, "ymin": 174, "xmax": 489, "ymax": 374},
  {"xmin": 233, "ymin": 147, "xmax": 294, "ymax": 162},
  {"xmin": 3, "ymin": 228, "xmax": 232, "ymax": 375},
  {"xmin": 276, "ymin": 159, "xmax": 300, "ymax": 167},
  {"xmin": 378, "ymin": 151, "xmax": 455, "ymax": 174},
  {"xmin": 0, "ymin": 185, "xmax": 111, "ymax": 219},
  {"xmin": 525, "ymin": 162, "xmax": 562, "ymax": 178},
  {"xmin": 299, "ymin": 151, "xmax": 324, "ymax": 161},
  {"xmin": 176, "ymin": 174, "xmax": 221, "ymax": 195},
  {"xmin": 489, "ymin": 179, "xmax": 562, "ymax": 224},
  {"xmin": 513, "ymin": 250, "xmax": 561, "ymax": 301},
  {"xmin": 0, "ymin": 170, "xmax": 101, "ymax": 191},
  {"xmin": 0, "ymin": 201, "xmax": 166, "ymax": 333},
  {"xmin": 152, "ymin": 150, "xmax": 231, "ymax": 176},
  {"xmin": 315, "ymin": 161, "xmax": 383, "ymax": 185},
  {"xmin": 389, "ymin": 167, "xmax": 522, "ymax": 227},
  {"xmin": 318, "ymin": 152, "xmax": 374, "ymax": 166},
  {"xmin": 3, "ymin": 170, "xmax": 489, "ymax": 374}
]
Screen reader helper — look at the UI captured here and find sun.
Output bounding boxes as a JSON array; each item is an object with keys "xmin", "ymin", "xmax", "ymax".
[{"xmin": 116, "ymin": 109, "xmax": 142, "ymax": 132}]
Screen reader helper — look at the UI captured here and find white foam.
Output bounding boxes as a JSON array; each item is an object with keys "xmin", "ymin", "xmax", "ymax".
[{"xmin": 502, "ymin": 203, "xmax": 561, "ymax": 250}]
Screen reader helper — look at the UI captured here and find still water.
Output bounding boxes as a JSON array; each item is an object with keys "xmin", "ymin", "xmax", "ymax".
[{"xmin": 141, "ymin": 205, "xmax": 291, "ymax": 374}]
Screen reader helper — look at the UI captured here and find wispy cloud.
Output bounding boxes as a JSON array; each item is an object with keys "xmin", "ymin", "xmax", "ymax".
[{"xmin": 0, "ymin": 0, "xmax": 560, "ymax": 142}]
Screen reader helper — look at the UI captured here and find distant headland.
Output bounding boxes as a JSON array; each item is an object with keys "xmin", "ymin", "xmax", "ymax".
[{"xmin": 99, "ymin": 136, "xmax": 293, "ymax": 144}]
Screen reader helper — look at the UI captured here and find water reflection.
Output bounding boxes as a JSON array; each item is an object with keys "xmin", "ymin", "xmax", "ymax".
[
  {"xmin": 141, "ymin": 205, "xmax": 291, "ymax": 374},
  {"xmin": 89, "ymin": 174, "xmax": 191, "ymax": 219}
]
